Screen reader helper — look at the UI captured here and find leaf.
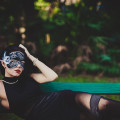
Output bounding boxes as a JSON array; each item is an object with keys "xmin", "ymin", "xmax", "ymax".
[
  {"xmin": 89, "ymin": 36, "xmax": 109, "ymax": 45},
  {"xmin": 88, "ymin": 21, "xmax": 104, "ymax": 31},
  {"xmin": 99, "ymin": 54, "xmax": 111, "ymax": 62}
]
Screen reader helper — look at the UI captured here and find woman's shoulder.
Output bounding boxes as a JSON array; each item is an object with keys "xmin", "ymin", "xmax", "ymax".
[
  {"xmin": 0, "ymin": 80, "xmax": 4, "ymax": 98},
  {"xmin": 0, "ymin": 80, "xmax": 3, "ymax": 87},
  {"xmin": 0, "ymin": 80, "xmax": 5, "ymax": 90}
]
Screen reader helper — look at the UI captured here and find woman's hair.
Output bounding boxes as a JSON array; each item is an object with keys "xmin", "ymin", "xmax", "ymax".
[{"xmin": 0, "ymin": 44, "xmax": 34, "ymax": 76}]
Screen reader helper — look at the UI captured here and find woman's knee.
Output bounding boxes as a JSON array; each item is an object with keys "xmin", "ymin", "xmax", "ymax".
[
  {"xmin": 98, "ymin": 98, "xmax": 110, "ymax": 111},
  {"xmin": 75, "ymin": 93, "xmax": 92, "ymax": 110}
]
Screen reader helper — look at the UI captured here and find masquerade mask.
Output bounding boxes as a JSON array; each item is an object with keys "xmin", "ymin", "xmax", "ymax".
[{"xmin": 0, "ymin": 51, "xmax": 25, "ymax": 69}]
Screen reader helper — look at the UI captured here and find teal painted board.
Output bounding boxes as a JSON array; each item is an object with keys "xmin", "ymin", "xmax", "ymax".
[{"xmin": 40, "ymin": 82, "xmax": 120, "ymax": 94}]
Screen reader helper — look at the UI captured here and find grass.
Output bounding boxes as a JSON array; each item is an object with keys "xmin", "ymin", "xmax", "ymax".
[
  {"xmin": 56, "ymin": 74, "xmax": 120, "ymax": 83},
  {"xmin": 0, "ymin": 74, "xmax": 120, "ymax": 120}
]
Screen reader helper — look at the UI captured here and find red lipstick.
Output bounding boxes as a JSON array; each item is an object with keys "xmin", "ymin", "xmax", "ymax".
[{"xmin": 15, "ymin": 70, "xmax": 21, "ymax": 73}]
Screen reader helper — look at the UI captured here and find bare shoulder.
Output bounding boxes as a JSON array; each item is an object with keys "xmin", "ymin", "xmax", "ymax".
[
  {"xmin": 0, "ymin": 80, "xmax": 2, "ymax": 87},
  {"xmin": 0, "ymin": 80, "xmax": 2, "ymax": 98},
  {"xmin": 0, "ymin": 80, "xmax": 6, "ymax": 99},
  {"xmin": 0, "ymin": 80, "xmax": 4, "ymax": 93},
  {"xmin": 0, "ymin": 80, "xmax": 3, "ymax": 90},
  {"xmin": 0, "ymin": 80, "xmax": 3, "ymax": 84}
]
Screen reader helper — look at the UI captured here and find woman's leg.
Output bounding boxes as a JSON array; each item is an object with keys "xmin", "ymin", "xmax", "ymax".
[
  {"xmin": 98, "ymin": 97, "xmax": 120, "ymax": 120},
  {"xmin": 75, "ymin": 92, "xmax": 98, "ymax": 119},
  {"xmin": 75, "ymin": 92, "xmax": 120, "ymax": 120}
]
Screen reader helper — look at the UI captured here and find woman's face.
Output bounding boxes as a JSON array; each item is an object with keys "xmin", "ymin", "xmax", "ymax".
[
  {"xmin": 3, "ymin": 62, "xmax": 24, "ymax": 77},
  {"xmin": 1, "ymin": 51, "xmax": 25, "ymax": 77}
]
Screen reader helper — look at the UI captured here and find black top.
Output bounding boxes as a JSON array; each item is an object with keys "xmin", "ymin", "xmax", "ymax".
[
  {"xmin": 3, "ymin": 75, "xmax": 42, "ymax": 118},
  {"xmin": 2, "ymin": 76, "xmax": 80, "ymax": 120}
]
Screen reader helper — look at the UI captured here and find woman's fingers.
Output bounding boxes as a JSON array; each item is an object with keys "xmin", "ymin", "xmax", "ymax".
[
  {"xmin": 19, "ymin": 44, "xmax": 30, "ymax": 56},
  {"xmin": 19, "ymin": 44, "xmax": 26, "ymax": 49}
]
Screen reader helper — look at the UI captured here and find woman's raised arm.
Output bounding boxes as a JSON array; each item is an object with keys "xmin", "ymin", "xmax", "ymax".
[{"xmin": 19, "ymin": 44, "xmax": 58, "ymax": 83}]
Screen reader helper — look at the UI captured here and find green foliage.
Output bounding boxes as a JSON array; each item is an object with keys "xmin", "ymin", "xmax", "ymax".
[
  {"xmin": 9, "ymin": 16, "xmax": 14, "ymax": 23},
  {"xmin": 99, "ymin": 54, "xmax": 111, "ymax": 63},
  {"xmin": 89, "ymin": 36, "xmax": 109, "ymax": 45},
  {"xmin": 0, "ymin": 0, "xmax": 120, "ymax": 77},
  {"xmin": 76, "ymin": 62, "xmax": 120, "ymax": 76},
  {"xmin": 39, "ymin": 38, "xmax": 54, "ymax": 56},
  {"xmin": 88, "ymin": 21, "xmax": 104, "ymax": 31},
  {"xmin": 108, "ymin": 49, "xmax": 120, "ymax": 62}
]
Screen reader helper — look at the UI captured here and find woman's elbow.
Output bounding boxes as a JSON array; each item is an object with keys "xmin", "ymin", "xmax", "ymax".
[
  {"xmin": 50, "ymin": 74, "xmax": 58, "ymax": 82},
  {"xmin": 54, "ymin": 74, "xmax": 58, "ymax": 80}
]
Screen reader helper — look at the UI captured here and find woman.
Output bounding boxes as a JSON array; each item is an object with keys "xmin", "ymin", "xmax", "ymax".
[{"xmin": 0, "ymin": 44, "xmax": 120, "ymax": 120}]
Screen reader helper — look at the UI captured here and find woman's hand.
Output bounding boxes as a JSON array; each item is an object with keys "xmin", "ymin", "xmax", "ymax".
[
  {"xmin": 19, "ymin": 44, "xmax": 37, "ymax": 63},
  {"xmin": 19, "ymin": 44, "xmax": 31, "ymax": 58}
]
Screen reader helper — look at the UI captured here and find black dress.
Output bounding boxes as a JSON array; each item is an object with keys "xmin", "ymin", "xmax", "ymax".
[{"xmin": 2, "ymin": 75, "xmax": 81, "ymax": 120}]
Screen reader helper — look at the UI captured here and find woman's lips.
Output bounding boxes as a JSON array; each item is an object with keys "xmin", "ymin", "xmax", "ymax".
[{"xmin": 15, "ymin": 70, "xmax": 21, "ymax": 73}]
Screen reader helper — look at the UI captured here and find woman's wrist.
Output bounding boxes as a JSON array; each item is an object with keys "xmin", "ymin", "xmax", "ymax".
[
  {"xmin": 28, "ymin": 54, "xmax": 39, "ymax": 66},
  {"xmin": 32, "ymin": 58, "xmax": 39, "ymax": 66}
]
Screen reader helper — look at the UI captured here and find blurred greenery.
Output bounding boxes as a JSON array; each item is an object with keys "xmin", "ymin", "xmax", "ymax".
[{"xmin": 0, "ymin": 0, "xmax": 120, "ymax": 76}]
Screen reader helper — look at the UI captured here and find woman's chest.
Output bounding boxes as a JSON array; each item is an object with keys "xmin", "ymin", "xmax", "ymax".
[{"xmin": 3, "ymin": 79, "xmax": 41, "ymax": 104}]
